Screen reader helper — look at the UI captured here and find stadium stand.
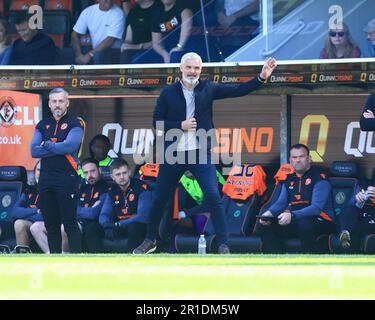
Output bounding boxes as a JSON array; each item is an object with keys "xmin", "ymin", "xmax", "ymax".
[
  {"xmin": 44, "ymin": 0, "xmax": 72, "ymax": 13},
  {"xmin": 9, "ymin": 0, "xmax": 39, "ymax": 10},
  {"xmin": 0, "ymin": 166, "xmax": 27, "ymax": 249},
  {"xmin": 43, "ymin": 10, "xmax": 71, "ymax": 48}
]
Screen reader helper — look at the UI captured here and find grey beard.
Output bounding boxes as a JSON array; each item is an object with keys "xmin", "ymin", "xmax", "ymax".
[{"xmin": 183, "ymin": 75, "xmax": 199, "ymax": 85}]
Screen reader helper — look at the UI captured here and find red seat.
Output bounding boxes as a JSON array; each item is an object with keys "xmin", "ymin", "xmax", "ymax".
[
  {"xmin": 49, "ymin": 34, "xmax": 64, "ymax": 48},
  {"xmin": 96, "ymin": 0, "xmax": 123, "ymax": 8},
  {"xmin": 44, "ymin": 0, "xmax": 72, "ymax": 13},
  {"xmin": 0, "ymin": 0, "xmax": 5, "ymax": 16},
  {"xmin": 9, "ymin": 0, "xmax": 39, "ymax": 10}
]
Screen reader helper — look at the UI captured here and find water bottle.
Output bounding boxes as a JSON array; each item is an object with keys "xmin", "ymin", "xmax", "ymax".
[
  {"xmin": 356, "ymin": 189, "xmax": 370, "ymax": 209},
  {"xmin": 198, "ymin": 234, "xmax": 206, "ymax": 254}
]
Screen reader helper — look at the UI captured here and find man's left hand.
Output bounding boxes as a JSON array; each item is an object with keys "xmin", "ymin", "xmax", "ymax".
[
  {"xmin": 278, "ymin": 210, "xmax": 292, "ymax": 226},
  {"xmin": 260, "ymin": 57, "xmax": 277, "ymax": 80}
]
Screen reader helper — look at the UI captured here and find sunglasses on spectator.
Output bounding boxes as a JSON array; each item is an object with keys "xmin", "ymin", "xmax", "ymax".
[{"xmin": 329, "ymin": 31, "xmax": 345, "ymax": 37}]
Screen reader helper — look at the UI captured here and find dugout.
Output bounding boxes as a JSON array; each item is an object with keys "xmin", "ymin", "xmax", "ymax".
[{"xmin": 1, "ymin": 58, "xmax": 375, "ymax": 181}]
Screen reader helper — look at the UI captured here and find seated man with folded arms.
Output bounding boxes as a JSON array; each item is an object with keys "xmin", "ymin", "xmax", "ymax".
[
  {"xmin": 77, "ymin": 158, "xmax": 109, "ymax": 252},
  {"xmin": 86, "ymin": 158, "xmax": 149, "ymax": 252},
  {"xmin": 257, "ymin": 144, "xmax": 335, "ymax": 253}
]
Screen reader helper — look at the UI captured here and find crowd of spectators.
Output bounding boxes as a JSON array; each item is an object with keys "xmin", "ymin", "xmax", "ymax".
[{"xmin": 0, "ymin": 0, "xmax": 373, "ymax": 65}]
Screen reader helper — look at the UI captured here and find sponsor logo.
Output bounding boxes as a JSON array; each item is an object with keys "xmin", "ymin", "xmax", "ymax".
[
  {"xmin": 1, "ymin": 195, "xmax": 12, "ymax": 208},
  {"xmin": 305, "ymin": 178, "xmax": 311, "ymax": 185},
  {"xmin": 60, "ymin": 123, "xmax": 68, "ymax": 130},
  {"xmin": 126, "ymin": 78, "xmax": 160, "ymax": 86},
  {"xmin": 317, "ymin": 74, "xmax": 353, "ymax": 82},
  {"xmin": 30, "ymin": 80, "xmax": 65, "ymax": 88},
  {"xmin": 233, "ymin": 210, "xmax": 241, "ymax": 218},
  {"xmin": 335, "ymin": 192, "xmax": 346, "ymax": 205},
  {"xmin": 344, "ymin": 121, "xmax": 375, "ymax": 157},
  {"xmin": 269, "ymin": 75, "xmax": 304, "ymax": 83},
  {"xmin": 79, "ymin": 79, "xmax": 113, "ymax": 87},
  {"xmin": 221, "ymin": 76, "xmax": 252, "ymax": 83},
  {"xmin": 0, "ymin": 82, "xmax": 17, "ymax": 89},
  {"xmin": 0, "ymin": 96, "xmax": 17, "ymax": 127}
]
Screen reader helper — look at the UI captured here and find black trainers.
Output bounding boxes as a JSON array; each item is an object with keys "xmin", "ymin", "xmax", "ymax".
[
  {"xmin": 14, "ymin": 245, "xmax": 32, "ymax": 254},
  {"xmin": 132, "ymin": 239, "xmax": 157, "ymax": 254},
  {"xmin": 339, "ymin": 230, "xmax": 351, "ymax": 249},
  {"xmin": 218, "ymin": 244, "xmax": 230, "ymax": 254},
  {"xmin": 0, "ymin": 244, "xmax": 11, "ymax": 254}
]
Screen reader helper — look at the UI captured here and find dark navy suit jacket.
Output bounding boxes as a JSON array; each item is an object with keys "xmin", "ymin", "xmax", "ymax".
[{"xmin": 153, "ymin": 77, "xmax": 264, "ymax": 150}]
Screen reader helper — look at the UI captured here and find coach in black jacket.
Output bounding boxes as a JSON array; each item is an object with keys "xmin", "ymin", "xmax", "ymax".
[
  {"xmin": 360, "ymin": 93, "xmax": 375, "ymax": 131},
  {"xmin": 133, "ymin": 52, "xmax": 277, "ymax": 254}
]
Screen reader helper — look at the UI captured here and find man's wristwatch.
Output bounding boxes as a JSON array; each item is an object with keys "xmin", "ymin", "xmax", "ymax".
[{"xmin": 177, "ymin": 43, "xmax": 183, "ymax": 49}]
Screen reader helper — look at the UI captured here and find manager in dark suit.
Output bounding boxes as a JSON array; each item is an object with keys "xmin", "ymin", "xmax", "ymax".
[{"xmin": 133, "ymin": 52, "xmax": 277, "ymax": 254}]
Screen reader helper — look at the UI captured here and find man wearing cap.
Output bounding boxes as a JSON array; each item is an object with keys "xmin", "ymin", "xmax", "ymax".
[{"xmin": 362, "ymin": 18, "xmax": 375, "ymax": 57}]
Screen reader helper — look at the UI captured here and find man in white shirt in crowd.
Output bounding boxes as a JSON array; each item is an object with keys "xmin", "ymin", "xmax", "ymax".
[{"xmin": 71, "ymin": 0, "xmax": 125, "ymax": 64}]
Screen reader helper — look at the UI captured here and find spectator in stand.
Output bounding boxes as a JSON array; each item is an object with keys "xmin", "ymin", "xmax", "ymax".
[
  {"xmin": 122, "ymin": 0, "xmax": 135, "ymax": 16},
  {"xmin": 0, "ymin": 19, "xmax": 11, "ymax": 65},
  {"xmin": 8, "ymin": 11, "xmax": 57, "ymax": 65},
  {"xmin": 77, "ymin": 158, "xmax": 109, "ymax": 253},
  {"xmin": 257, "ymin": 144, "xmax": 336, "ymax": 253},
  {"xmin": 359, "ymin": 93, "xmax": 375, "ymax": 131},
  {"xmin": 120, "ymin": 0, "xmax": 162, "ymax": 64},
  {"xmin": 319, "ymin": 22, "xmax": 361, "ymax": 59},
  {"xmin": 11, "ymin": 160, "xmax": 43, "ymax": 251},
  {"xmin": 85, "ymin": 158, "xmax": 149, "ymax": 252},
  {"xmin": 362, "ymin": 18, "xmax": 375, "ymax": 57},
  {"xmin": 149, "ymin": 0, "xmax": 194, "ymax": 63},
  {"xmin": 215, "ymin": 0, "xmax": 260, "ymax": 57},
  {"xmin": 71, "ymin": 0, "xmax": 125, "ymax": 65}
]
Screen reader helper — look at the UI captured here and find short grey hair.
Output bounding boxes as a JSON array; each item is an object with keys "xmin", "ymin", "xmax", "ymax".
[
  {"xmin": 49, "ymin": 87, "xmax": 69, "ymax": 98},
  {"xmin": 180, "ymin": 52, "xmax": 202, "ymax": 65}
]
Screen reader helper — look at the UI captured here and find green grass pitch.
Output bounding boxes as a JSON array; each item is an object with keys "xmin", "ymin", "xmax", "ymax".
[{"xmin": 0, "ymin": 254, "xmax": 375, "ymax": 299}]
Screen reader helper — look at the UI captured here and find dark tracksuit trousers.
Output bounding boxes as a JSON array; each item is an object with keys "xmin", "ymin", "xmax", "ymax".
[
  {"xmin": 39, "ymin": 175, "xmax": 82, "ymax": 253},
  {"xmin": 258, "ymin": 216, "xmax": 335, "ymax": 253},
  {"xmin": 84, "ymin": 221, "xmax": 146, "ymax": 253},
  {"xmin": 146, "ymin": 151, "xmax": 227, "ymax": 245}
]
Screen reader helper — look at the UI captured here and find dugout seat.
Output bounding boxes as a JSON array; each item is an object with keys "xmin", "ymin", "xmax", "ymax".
[
  {"xmin": 0, "ymin": 166, "xmax": 27, "ymax": 249},
  {"xmin": 175, "ymin": 164, "xmax": 266, "ymax": 253},
  {"xmin": 328, "ymin": 161, "xmax": 359, "ymax": 253}
]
